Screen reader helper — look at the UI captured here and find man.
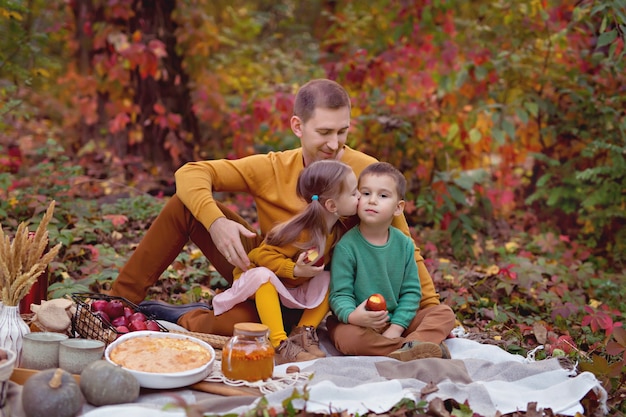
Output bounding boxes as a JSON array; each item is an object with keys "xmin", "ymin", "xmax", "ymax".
[{"xmin": 110, "ymin": 79, "xmax": 455, "ymax": 354}]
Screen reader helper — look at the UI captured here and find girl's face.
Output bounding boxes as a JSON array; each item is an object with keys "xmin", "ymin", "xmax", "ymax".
[{"xmin": 334, "ymin": 171, "xmax": 360, "ymax": 217}]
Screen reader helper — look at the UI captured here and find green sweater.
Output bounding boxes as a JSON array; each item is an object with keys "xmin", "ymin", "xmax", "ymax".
[{"xmin": 329, "ymin": 226, "xmax": 422, "ymax": 329}]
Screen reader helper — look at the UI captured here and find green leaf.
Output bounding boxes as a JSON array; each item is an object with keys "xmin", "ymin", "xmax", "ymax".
[
  {"xmin": 524, "ymin": 101, "xmax": 539, "ymax": 118},
  {"xmin": 597, "ymin": 30, "xmax": 617, "ymax": 48},
  {"xmin": 516, "ymin": 108, "xmax": 529, "ymax": 124},
  {"xmin": 469, "ymin": 128, "xmax": 482, "ymax": 143},
  {"xmin": 492, "ymin": 128, "xmax": 506, "ymax": 145},
  {"xmin": 502, "ymin": 119, "xmax": 516, "ymax": 140},
  {"xmin": 448, "ymin": 184, "xmax": 467, "ymax": 205},
  {"xmin": 447, "ymin": 123, "xmax": 460, "ymax": 140}
]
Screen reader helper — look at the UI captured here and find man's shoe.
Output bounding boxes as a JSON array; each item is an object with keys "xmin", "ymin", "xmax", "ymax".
[
  {"xmin": 138, "ymin": 300, "xmax": 211, "ymax": 323},
  {"xmin": 289, "ymin": 326, "xmax": 326, "ymax": 358},
  {"xmin": 274, "ymin": 338, "xmax": 318, "ymax": 365},
  {"xmin": 388, "ymin": 341, "xmax": 442, "ymax": 361}
]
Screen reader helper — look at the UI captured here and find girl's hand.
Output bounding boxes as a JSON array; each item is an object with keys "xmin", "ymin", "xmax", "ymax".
[
  {"xmin": 293, "ymin": 251, "xmax": 324, "ymax": 278},
  {"xmin": 348, "ymin": 300, "xmax": 389, "ymax": 331}
]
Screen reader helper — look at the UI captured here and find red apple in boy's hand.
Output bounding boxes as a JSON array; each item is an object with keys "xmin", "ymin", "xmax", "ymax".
[{"xmin": 366, "ymin": 293, "xmax": 387, "ymax": 311}]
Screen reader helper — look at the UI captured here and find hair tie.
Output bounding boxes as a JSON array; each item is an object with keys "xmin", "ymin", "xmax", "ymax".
[{"xmin": 311, "ymin": 195, "xmax": 319, "ymax": 202}]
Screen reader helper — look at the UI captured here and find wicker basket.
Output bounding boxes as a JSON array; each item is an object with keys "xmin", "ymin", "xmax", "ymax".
[{"xmin": 70, "ymin": 292, "xmax": 168, "ymax": 346}]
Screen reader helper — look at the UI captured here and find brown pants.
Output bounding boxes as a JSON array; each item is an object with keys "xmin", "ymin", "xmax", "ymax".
[
  {"xmin": 326, "ymin": 304, "xmax": 456, "ymax": 356},
  {"xmin": 110, "ymin": 194, "xmax": 267, "ymax": 336}
]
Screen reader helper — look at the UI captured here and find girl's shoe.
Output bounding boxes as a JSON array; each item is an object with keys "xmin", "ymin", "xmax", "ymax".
[
  {"xmin": 275, "ymin": 338, "xmax": 318, "ymax": 365},
  {"xmin": 289, "ymin": 326, "xmax": 326, "ymax": 358}
]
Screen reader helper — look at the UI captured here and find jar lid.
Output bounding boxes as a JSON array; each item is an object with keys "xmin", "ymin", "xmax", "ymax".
[{"xmin": 233, "ymin": 322, "xmax": 269, "ymax": 335}]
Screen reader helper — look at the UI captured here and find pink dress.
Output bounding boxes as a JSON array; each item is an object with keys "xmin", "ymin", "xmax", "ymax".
[{"xmin": 212, "ymin": 267, "xmax": 330, "ymax": 315}]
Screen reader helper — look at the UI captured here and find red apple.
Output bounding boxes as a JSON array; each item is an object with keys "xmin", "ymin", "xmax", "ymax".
[
  {"xmin": 123, "ymin": 306, "xmax": 134, "ymax": 320},
  {"xmin": 91, "ymin": 299, "xmax": 108, "ymax": 312},
  {"xmin": 129, "ymin": 312, "xmax": 147, "ymax": 322},
  {"xmin": 365, "ymin": 293, "xmax": 387, "ymax": 311},
  {"xmin": 111, "ymin": 315, "xmax": 129, "ymax": 328},
  {"xmin": 145, "ymin": 320, "xmax": 161, "ymax": 331},
  {"xmin": 103, "ymin": 300, "xmax": 125, "ymax": 319},
  {"xmin": 303, "ymin": 247, "xmax": 324, "ymax": 266},
  {"xmin": 93, "ymin": 310, "xmax": 111, "ymax": 325},
  {"xmin": 129, "ymin": 320, "xmax": 148, "ymax": 331},
  {"xmin": 115, "ymin": 325, "xmax": 130, "ymax": 334}
]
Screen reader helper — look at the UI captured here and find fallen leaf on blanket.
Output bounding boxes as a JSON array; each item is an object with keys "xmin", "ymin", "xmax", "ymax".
[
  {"xmin": 426, "ymin": 397, "xmax": 449, "ymax": 417},
  {"xmin": 420, "ymin": 381, "xmax": 439, "ymax": 396}
]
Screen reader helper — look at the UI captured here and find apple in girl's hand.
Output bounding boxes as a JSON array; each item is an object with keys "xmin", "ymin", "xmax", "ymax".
[
  {"xmin": 366, "ymin": 293, "xmax": 387, "ymax": 311},
  {"xmin": 303, "ymin": 247, "xmax": 324, "ymax": 267}
]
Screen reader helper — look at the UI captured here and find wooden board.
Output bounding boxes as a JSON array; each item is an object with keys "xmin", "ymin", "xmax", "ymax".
[
  {"xmin": 190, "ymin": 380, "xmax": 261, "ymax": 397},
  {"xmin": 12, "ymin": 367, "xmax": 260, "ymax": 398},
  {"xmin": 10, "ymin": 367, "xmax": 81, "ymax": 385}
]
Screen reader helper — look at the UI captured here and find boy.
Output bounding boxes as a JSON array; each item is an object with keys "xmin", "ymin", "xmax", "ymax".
[{"xmin": 328, "ymin": 162, "xmax": 449, "ymax": 360}]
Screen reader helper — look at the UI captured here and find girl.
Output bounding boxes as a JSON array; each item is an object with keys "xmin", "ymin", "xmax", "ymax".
[{"xmin": 212, "ymin": 159, "xmax": 360, "ymax": 364}]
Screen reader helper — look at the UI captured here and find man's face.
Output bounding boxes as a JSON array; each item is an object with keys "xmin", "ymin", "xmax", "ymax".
[{"xmin": 291, "ymin": 106, "xmax": 351, "ymax": 166}]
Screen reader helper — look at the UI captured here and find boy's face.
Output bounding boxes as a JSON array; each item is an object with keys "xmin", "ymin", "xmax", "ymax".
[
  {"xmin": 291, "ymin": 107, "xmax": 350, "ymax": 167},
  {"xmin": 357, "ymin": 174, "xmax": 405, "ymax": 226}
]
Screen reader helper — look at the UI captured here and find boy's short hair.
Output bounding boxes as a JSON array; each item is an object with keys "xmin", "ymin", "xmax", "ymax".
[
  {"xmin": 294, "ymin": 79, "xmax": 351, "ymax": 123},
  {"xmin": 359, "ymin": 162, "xmax": 407, "ymax": 199}
]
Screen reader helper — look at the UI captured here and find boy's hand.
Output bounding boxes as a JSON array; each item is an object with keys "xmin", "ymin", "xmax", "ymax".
[
  {"xmin": 348, "ymin": 300, "xmax": 389, "ymax": 331},
  {"xmin": 293, "ymin": 251, "xmax": 324, "ymax": 278}
]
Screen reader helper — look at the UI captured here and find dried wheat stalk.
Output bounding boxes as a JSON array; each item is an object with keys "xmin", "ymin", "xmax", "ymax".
[{"xmin": 0, "ymin": 200, "xmax": 62, "ymax": 306}]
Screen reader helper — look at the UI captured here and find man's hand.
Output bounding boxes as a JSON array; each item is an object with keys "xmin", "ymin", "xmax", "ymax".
[
  {"xmin": 209, "ymin": 217, "xmax": 257, "ymax": 271},
  {"xmin": 293, "ymin": 251, "xmax": 324, "ymax": 278},
  {"xmin": 347, "ymin": 300, "xmax": 389, "ymax": 331}
]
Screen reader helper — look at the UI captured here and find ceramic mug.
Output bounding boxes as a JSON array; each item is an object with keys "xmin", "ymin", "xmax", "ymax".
[
  {"xmin": 20, "ymin": 332, "xmax": 68, "ymax": 370},
  {"xmin": 59, "ymin": 339, "xmax": 105, "ymax": 375}
]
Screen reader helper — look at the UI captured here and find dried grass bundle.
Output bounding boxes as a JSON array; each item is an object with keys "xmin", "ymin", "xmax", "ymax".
[{"xmin": 0, "ymin": 201, "xmax": 62, "ymax": 306}]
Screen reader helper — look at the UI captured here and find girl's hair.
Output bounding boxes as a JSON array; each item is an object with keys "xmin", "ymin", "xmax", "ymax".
[
  {"xmin": 265, "ymin": 159, "xmax": 353, "ymax": 253},
  {"xmin": 293, "ymin": 79, "xmax": 351, "ymax": 123}
]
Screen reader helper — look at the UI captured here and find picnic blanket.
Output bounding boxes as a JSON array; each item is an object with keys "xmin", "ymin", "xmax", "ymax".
[
  {"xmin": 208, "ymin": 337, "xmax": 608, "ymax": 417},
  {"xmin": 3, "ymin": 331, "xmax": 609, "ymax": 417}
]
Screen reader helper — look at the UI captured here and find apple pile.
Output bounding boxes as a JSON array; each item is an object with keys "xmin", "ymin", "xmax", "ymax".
[{"xmin": 90, "ymin": 299, "xmax": 161, "ymax": 335}]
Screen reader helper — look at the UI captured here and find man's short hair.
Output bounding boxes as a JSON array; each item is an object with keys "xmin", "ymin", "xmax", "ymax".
[
  {"xmin": 359, "ymin": 162, "xmax": 407, "ymax": 199},
  {"xmin": 293, "ymin": 79, "xmax": 351, "ymax": 123}
]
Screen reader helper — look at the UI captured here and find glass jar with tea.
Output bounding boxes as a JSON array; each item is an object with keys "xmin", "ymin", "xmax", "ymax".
[{"xmin": 221, "ymin": 322, "xmax": 274, "ymax": 382}]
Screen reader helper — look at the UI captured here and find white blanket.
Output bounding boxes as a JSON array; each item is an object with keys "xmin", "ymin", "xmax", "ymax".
[{"xmin": 220, "ymin": 337, "xmax": 608, "ymax": 417}]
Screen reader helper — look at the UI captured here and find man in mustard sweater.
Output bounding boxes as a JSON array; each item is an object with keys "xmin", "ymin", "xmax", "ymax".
[{"xmin": 110, "ymin": 79, "xmax": 455, "ymax": 346}]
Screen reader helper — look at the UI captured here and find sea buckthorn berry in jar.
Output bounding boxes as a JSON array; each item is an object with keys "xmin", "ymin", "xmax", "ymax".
[{"xmin": 221, "ymin": 323, "xmax": 274, "ymax": 382}]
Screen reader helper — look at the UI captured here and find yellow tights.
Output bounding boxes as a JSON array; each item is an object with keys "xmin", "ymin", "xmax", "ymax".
[{"xmin": 255, "ymin": 281, "xmax": 329, "ymax": 348}]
